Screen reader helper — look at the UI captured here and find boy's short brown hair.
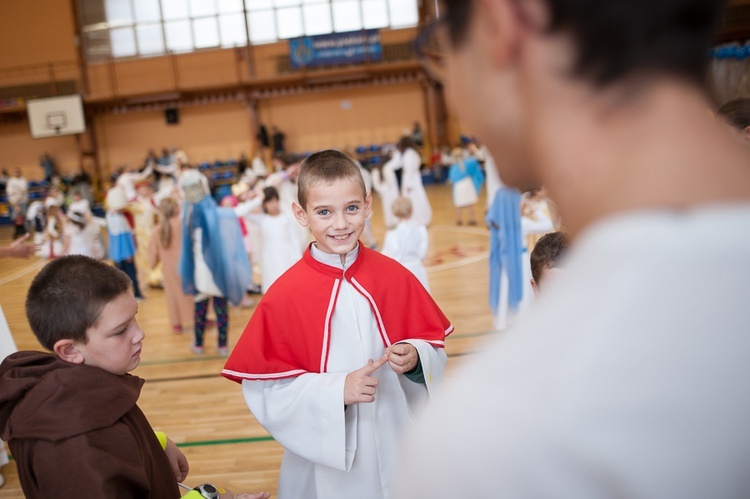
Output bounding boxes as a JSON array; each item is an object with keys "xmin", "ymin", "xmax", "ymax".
[
  {"xmin": 297, "ymin": 150, "xmax": 367, "ymax": 210},
  {"xmin": 25, "ymin": 256, "xmax": 133, "ymax": 350},
  {"xmin": 530, "ymin": 231, "xmax": 569, "ymax": 284}
]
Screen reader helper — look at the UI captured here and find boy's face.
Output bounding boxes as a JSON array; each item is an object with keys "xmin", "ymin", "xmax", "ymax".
[
  {"xmin": 293, "ymin": 178, "xmax": 371, "ymax": 256},
  {"xmin": 76, "ymin": 292, "xmax": 144, "ymax": 375}
]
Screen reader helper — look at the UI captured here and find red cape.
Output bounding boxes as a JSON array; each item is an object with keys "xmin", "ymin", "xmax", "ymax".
[{"xmin": 222, "ymin": 245, "xmax": 453, "ymax": 382}]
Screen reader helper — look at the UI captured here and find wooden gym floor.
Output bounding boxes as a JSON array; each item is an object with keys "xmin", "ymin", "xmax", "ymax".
[{"xmin": 0, "ymin": 182, "xmax": 500, "ymax": 498}]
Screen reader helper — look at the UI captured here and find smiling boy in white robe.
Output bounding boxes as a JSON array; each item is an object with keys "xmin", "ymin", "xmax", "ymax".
[{"xmin": 223, "ymin": 150, "xmax": 452, "ymax": 499}]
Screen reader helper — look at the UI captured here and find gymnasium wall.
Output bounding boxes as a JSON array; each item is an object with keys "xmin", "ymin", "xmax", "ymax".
[
  {"xmin": 0, "ymin": 121, "xmax": 80, "ymax": 177},
  {"xmin": 96, "ymin": 81, "xmax": 424, "ymax": 173},
  {"xmin": 95, "ymin": 102, "xmax": 252, "ymax": 173},
  {"xmin": 0, "ymin": 0, "xmax": 77, "ymax": 69},
  {"xmin": 257, "ymin": 82, "xmax": 425, "ymax": 153},
  {"xmin": 0, "ymin": 0, "xmax": 423, "ymax": 180}
]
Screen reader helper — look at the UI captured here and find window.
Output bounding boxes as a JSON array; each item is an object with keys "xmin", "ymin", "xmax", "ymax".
[{"xmin": 79, "ymin": 0, "xmax": 419, "ymax": 59}]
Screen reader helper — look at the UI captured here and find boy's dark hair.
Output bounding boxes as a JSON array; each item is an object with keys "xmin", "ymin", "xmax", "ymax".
[
  {"xmin": 263, "ymin": 186, "xmax": 280, "ymax": 204},
  {"xmin": 25, "ymin": 256, "xmax": 133, "ymax": 350},
  {"xmin": 397, "ymin": 135, "xmax": 417, "ymax": 153},
  {"xmin": 276, "ymin": 152, "xmax": 301, "ymax": 169},
  {"xmin": 717, "ymin": 98, "xmax": 750, "ymax": 130},
  {"xmin": 442, "ymin": 0, "xmax": 725, "ymax": 87},
  {"xmin": 297, "ymin": 150, "xmax": 367, "ymax": 210},
  {"xmin": 530, "ymin": 231, "xmax": 569, "ymax": 283}
]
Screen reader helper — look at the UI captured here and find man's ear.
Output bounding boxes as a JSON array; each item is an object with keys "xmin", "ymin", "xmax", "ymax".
[
  {"xmin": 479, "ymin": 0, "xmax": 548, "ymax": 66},
  {"xmin": 292, "ymin": 202, "xmax": 309, "ymax": 227},
  {"xmin": 53, "ymin": 339, "xmax": 85, "ymax": 365},
  {"xmin": 531, "ymin": 278, "xmax": 539, "ymax": 296},
  {"xmin": 742, "ymin": 125, "xmax": 750, "ymax": 142}
]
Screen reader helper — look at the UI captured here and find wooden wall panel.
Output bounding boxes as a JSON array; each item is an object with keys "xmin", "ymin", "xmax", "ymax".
[
  {"xmin": 0, "ymin": 121, "xmax": 80, "ymax": 179},
  {"xmin": 96, "ymin": 101, "xmax": 252, "ymax": 175},
  {"xmin": 257, "ymin": 82, "xmax": 425, "ymax": 153},
  {"xmin": 0, "ymin": 0, "xmax": 77, "ymax": 69}
]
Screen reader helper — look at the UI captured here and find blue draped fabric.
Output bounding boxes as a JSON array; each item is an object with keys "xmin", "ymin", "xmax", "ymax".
[
  {"xmin": 448, "ymin": 157, "xmax": 485, "ymax": 193},
  {"xmin": 106, "ymin": 211, "xmax": 136, "ymax": 262},
  {"xmin": 178, "ymin": 196, "xmax": 252, "ymax": 306},
  {"xmin": 486, "ymin": 187, "xmax": 523, "ymax": 315}
]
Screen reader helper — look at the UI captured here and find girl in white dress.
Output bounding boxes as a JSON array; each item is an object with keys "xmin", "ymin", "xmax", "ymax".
[
  {"xmin": 244, "ymin": 186, "xmax": 303, "ymax": 293},
  {"xmin": 397, "ymin": 136, "xmax": 432, "ymax": 227},
  {"xmin": 40, "ymin": 205, "xmax": 64, "ymax": 259},
  {"xmin": 63, "ymin": 211, "xmax": 105, "ymax": 259},
  {"xmin": 381, "ymin": 197, "xmax": 430, "ymax": 291}
]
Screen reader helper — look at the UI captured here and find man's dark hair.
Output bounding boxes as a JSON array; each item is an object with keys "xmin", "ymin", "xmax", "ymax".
[
  {"xmin": 442, "ymin": 0, "xmax": 726, "ymax": 86},
  {"xmin": 25, "ymin": 256, "xmax": 133, "ymax": 350},
  {"xmin": 530, "ymin": 231, "xmax": 569, "ymax": 283},
  {"xmin": 717, "ymin": 98, "xmax": 750, "ymax": 130}
]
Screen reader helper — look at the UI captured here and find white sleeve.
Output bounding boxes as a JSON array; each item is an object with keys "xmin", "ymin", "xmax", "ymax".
[
  {"xmin": 417, "ymin": 226, "xmax": 429, "ymax": 260},
  {"xmin": 265, "ymin": 172, "xmax": 285, "ymax": 188},
  {"xmin": 234, "ymin": 198, "xmax": 263, "ymax": 218},
  {"xmin": 522, "ymin": 212, "xmax": 555, "ymax": 235},
  {"xmin": 241, "ymin": 372, "xmax": 357, "ymax": 472},
  {"xmin": 381, "ymin": 230, "xmax": 398, "ymax": 258},
  {"xmin": 397, "ymin": 339, "xmax": 448, "ymax": 398},
  {"xmin": 92, "ymin": 216, "xmax": 108, "ymax": 227},
  {"xmin": 400, "ymin": 151, "xmax": 421, "ymax": 190},
  {"xmin": 370, "ymin": 169, "xmax": 383, "ymax": 194}
]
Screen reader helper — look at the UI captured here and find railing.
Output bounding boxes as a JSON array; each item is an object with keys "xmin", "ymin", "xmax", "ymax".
[
  {"xmin": 0, "ymin": 61, "xmax": 81, "ymax": 109},
  {"xmin": 0, "ymin": 29, "xmax": 419, "ymax": 106}
]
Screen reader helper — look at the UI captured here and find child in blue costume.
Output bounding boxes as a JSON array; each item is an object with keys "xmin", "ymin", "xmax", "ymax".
[
  {"xmin": 105, "ymin": 186, "xmax": 143, "ymax": 300},
  {"xmin": 179, "ymin": 170, "xmax": 252, "ymax": 356}
]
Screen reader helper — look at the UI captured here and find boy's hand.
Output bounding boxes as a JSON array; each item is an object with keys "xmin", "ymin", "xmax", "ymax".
[
  {"xmin": 386, "ymin": 343, "xmax": 418, "ymax": 374},
  {"xmin": 165, "ymin": 437, "xmax": 189, "ymax": 482},
  {"xmin": 344, "ymin": 356, "xmax": 387, "ymax": 405}
]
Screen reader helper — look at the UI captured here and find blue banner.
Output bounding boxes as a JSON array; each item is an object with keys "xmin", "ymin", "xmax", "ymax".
[{"xmin": 289, "ymin": 30, "xmax": 383, "ymax": 69}]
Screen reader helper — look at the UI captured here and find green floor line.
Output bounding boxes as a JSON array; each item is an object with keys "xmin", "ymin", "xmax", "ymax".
[
  {"xmin": 8, "ymin": 435, "xmax": 276, "ymax": 460},
  {"xmin": 176, "ymin": 435, "xmax": 275, "ymax": 447}
]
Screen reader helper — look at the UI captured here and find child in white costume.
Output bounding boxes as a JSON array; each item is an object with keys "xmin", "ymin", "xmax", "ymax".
[
  {"xmin": 241, "ymin": 186, "xmax": 302, "ymax": 294},
  {"xmin": 371, "ymin": 157, "xmax": 400, "ymax": 229},
  {"xmin": 63, "ymin": 211, "xmax": 105, "ymax": 259},
  {"xmin": 223, "ymin": 150, "xmax": 452, "ymax": 499},
  {"xmin": 397, "ymin": 136, "xmax": 432, "ymax": 227},
  {"xmin": 382, "ymin": 197, "xmax": 430, "ymax": 291}
]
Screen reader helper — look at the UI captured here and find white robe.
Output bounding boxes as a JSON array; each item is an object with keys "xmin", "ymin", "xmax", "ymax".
[
  {"xmin": 264, "ymin": 173, "xmax": 309, "ymax": 252},
  {"xmin": 243, "ymin": 246, "xmax": 447, "ymax": 499},
  {"xmin": 381, "ymin": 220, "xmax": 430, "ymax": 292},
  {"xmin": 243, "ymin": 211, "xmax": 303, "ymax": 293},
  {"xmin": 397, "ymin": 205, "xmax": 750, "ymax": 499},
  {"xmin": 399, "ymin": 149, "xmax": 432, "ymax": 227},
  {"xmin": 371, "ymin": 159, "xmax": 400, "ymax": 229}
]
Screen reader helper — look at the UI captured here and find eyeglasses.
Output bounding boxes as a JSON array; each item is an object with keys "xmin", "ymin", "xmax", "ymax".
[{"xmin": 414, "ymin": 18, "xmax": 449, "ymax": 83}]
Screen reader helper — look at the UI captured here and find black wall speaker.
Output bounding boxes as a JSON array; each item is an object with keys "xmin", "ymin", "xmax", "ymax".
[{"xmin": 165, "ymin": 108, "xmax": 179, "ymax": 125}]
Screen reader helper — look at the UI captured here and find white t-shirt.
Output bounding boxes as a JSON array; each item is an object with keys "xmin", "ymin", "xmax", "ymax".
[{"xmin": 397, "ymin": 204, "xmax": 750, "ymax": 499}]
